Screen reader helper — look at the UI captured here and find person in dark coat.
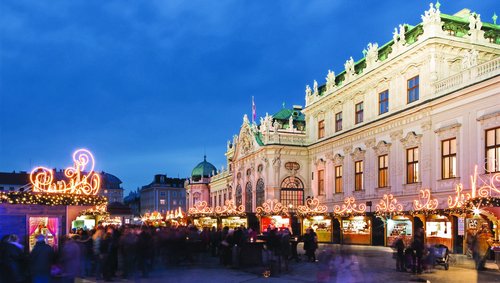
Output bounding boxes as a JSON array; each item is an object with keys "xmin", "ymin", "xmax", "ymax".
[
  {"xmin": 412, "ymin": 228, "xmax": 424, "ymax": 274},
  {"xmin": 303, "ymin": 228, "xmax": 318, "ymax": 262},
  {"xmin": 30, "ymin": 234, "xmax": 54, "ymax": 283},
  {"xmin": 280, "ymin": 228, "xmax": 291, "ymax": 272},
  {"xmin": 2, "ymin": 234, "xmax": 28, "ymax": 283},
  {"xmin": 60, "ymin": 236, "xmax": 81, "ymax": 283},
  {"xmin": 394, "ymin": 235, "xmax": 405, "ymax": 272}
]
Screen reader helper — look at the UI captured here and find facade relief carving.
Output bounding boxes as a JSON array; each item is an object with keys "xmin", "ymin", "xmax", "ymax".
[
  {"xmin": 332, "ymin": 154, "xmax": 344, "ymax": 166},
  {"xmin": 461, "ymin": 49, "xmax": 479, "ymax": 70},
  {"xmin": 421, "ymin": 120, "xmax": 432, "ymax": 131},
  {"xmin": 343, "ymin": 146, "xmax": 353, "ymax": 156},
  {"xmin": 350, "ymin": 147, "xmax": 366, "ymax": 161},
  {"xmin": 390, "ymin": 130, "xmax": 403, "ymax": 141},
  {"xmin": 373, "ymin": 141, "xmax": 392, "ymax": 156},
  {"xmin": 401, "ymin": 131, "xmax": 422, "ymax": 148},
  {"xmin": 364, "ymin": 138, "xmax": 376, "ymax": 148}
]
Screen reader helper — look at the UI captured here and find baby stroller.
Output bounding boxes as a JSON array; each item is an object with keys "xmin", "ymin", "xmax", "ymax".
[{"xmin": 433, "ymin": 244, "xmax": 450, "ymax": 270}]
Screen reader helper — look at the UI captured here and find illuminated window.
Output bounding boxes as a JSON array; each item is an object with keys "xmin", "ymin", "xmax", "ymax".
[
  {"xmin": 407, "ymin": 147, "xmax": 419, "ymax": 183},
  {"xmin": 335, "ymin": 112, "xmax": 342, "ymax": 132},
  {"xmin": 318, "ymin": 120, "xmax": 325, "ymax": 139},
  {"xmin": 355, "ymin": 102, "xmax": 364, "ymax": 124},
  {"xmin": 317, "ymin": 169, "xmax": 325, "ymax": 195},
  {"xmin": 407, "ymin": 76, "xmax": 419, "ymax": 103},
  {"xmin": 486, "ymin": 127, "xmax": 500, "ymax": 173},
  {"xmin": 280, "ymin": 176, "xmax": 304, "ymax": 211},
  {"xmin": 335, "ymin": 165, "xmax": 342, "ymax": 193},
  {"xmin": 236, "ymin": 185, "xmax": 242, "ymax": 206},
  {"xmin": 442, "ymin": 138, "xmax": 457, "ymax": 179},
  {"xmin": 378, "ymin": 155, "xmax": 389, "ymax": 188},
  {"xmin": 379, "ymin": 90, "xmax": 389, "ymax": 114},
  {"xmin": 354, "ymin": 161, "xmax": 363, "ymax": 191},
  {"xmin": 160, "ymin": 199, "xmax": 165, "ymax": 205}
]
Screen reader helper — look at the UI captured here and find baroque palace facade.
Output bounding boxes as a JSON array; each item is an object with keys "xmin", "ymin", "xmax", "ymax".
[{"xmin": 187, "ymin": 3, "xmax": 500, "ymax": 245}]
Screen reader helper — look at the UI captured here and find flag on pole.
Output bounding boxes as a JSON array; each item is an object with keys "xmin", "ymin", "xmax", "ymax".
[{"xmin": 252, "ymin": 96, "xmax": 256, "ymax": 122}]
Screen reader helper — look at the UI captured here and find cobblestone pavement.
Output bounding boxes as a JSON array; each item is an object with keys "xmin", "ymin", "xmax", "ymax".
[{"xmin": 80, "ymin": 244, "xmax": 499, "ymax": 283}]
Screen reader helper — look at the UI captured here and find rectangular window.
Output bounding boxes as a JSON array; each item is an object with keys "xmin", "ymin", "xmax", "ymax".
[
  {"xmin": 407, "ymin": 147, "xmax": 419, "ymax": 184},
  {"xmin": 160, "ymin": 199, "xmax": 166, "ymax": 205},
  {"xmin": 354, "ymin": 161, "xmax": 363, "ymax": 191},
  {"xmin": 442, "ymin": 138, "xmax": 457, "ymax": 179},
  {"xmin": 335, "ymin": 112, "xmax": 343, "ymax": 132},
  {"xmin": 335, "ymin": 165, "xmax": 343, "ymax": 193},
  {"xmin": 486, "ymin": 127, "xmax": 500, "ymax": 173},
  {"xmin": 355, "ymin": 102, "xmax": 364, "ymax": 124},
  {"xmin": 218, "ymin": 194, "xmax": 222, "ymax": 206},
  {"xmin": 318, "ymin": 169, "xmax": 325, "ymax": 195},
  {"xmin": 407, "ymin": 76, "xmax": 419, "ymax": 103},
  {"xmin": 318, "ymin": 120, "xmax": 325, "ymax": 139},
  {"xmin": 160, "ymin": 192, "xmax": 166, "ymax": 196},
  {"xmin": 378, "ymin": 154, "xmax": 389, "ymax": 188},
  {"xmin": 379, "ymin": 90, "xmax": 389, "ymax": 114}
]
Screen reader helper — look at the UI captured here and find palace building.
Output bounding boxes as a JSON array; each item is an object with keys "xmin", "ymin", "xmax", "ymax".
[{"xmin": 187, "ymin": 3, "xmax": 500, "ymax": 250}]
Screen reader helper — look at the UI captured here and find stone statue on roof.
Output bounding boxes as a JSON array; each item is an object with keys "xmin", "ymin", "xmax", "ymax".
[
  {"xmin": 422, "ymin": 3, "xmax": 440, "ymax": 24},
  {"xmin": 399, "ymin": 24, "xmax": 406, "ymax": 45},
  {"xmin": 243, "ymin": 114, "xmax": 250, "ymax": 124},
  {"xmin": 313, "ymin": 80, "xmax": 319, "ymax": 95},
  {"xmin": 365, "ymin": 42, "xmax": 378, "ymax": 68},
  {"xmin": 305, "ymin": 85, "xmax": 312, "ymax": 96},
  {"xmin": 344, "ymin": 57, "xmax": 355, "ymax": 78},
  {"xmin": 325, "ymin": 70, "xmax": 335, "ymax": 91},
  {"xmin": 289, "ymin": 115, "xmax": 294, "ymax": 131},
  {"xmin": 469, "ymin": 13, "xmax": 482, "ymax": 31}
]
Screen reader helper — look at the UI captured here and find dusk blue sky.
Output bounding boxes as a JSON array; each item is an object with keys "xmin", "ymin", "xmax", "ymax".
[{"xmin": 1, "ymin": 1, "xmax": 497, "ymax": 195}]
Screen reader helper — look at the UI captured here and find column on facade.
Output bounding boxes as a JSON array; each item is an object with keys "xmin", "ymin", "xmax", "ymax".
[
  {"xmin": 389, "ymin": 130, "xmax": 403, "ymax": 194},
  {"xmin": 420, "ymin": 120, "xmax": 433, "ymax": 190},
  {"xmin": 325, "ymin": 153, "xmax": 334, "ymax": 203},
  {"xmin": 342, "ymin": 146, "xmax": 353, "ymax": 195},
  {"xmin": 271, "ymin": 154, "xmax": 281, "ymax": 200},
  {"xmin": 364, "ymin": 138, "xmax": 376, "ymax": 197}
]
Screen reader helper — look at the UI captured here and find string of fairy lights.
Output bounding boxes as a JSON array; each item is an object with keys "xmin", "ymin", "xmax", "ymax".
[{"xmin": 0, "ymin": 191, "xmax": 107, "ymax": 206}]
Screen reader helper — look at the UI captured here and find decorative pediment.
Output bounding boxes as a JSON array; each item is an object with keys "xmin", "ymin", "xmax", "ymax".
[
  {"xmin": 364, "ymin": 138, "xmax": 376, "ymax": 148},
  {"xmin": 373, "ymin": 141, "xmax": 391, "ymax": 156},
  {"xmin": 332, "ymin": 153, "xmax": 344, "ymax": 166},
  {"xmin": 237, "ymin": 122, "xmax": 256, "ymax": 156},
  {"xmin": 400, "ymin": 131, "xmax": 422, "ymax": 148},
  {"xmin": 350, "ymin": 147, "xmax": 365, "ymax": 161}
]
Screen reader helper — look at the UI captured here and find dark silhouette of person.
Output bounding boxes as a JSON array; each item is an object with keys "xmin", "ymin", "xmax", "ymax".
[{"xmin": 30, "ymin": 234, "xmax": 54, "ymax": 283}]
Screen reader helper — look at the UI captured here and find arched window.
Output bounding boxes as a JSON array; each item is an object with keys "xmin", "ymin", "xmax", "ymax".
[
  {"xmin": 245, "ymin": 182, "xmax": 253, "ymax": 212},
  {"xmin": 256, "ymin": 178, "xmax": 265, "ymax": 207},
  {"xmin": 235, "ymin": 184, "xmax": 242, "ymax": 206},
  {"xmin": 228, "ymin": 186, "xmax": 233, "ymax": 201},
  {"xmin": 193, "ymin": 192, "xmax": 201, "ymax": 205},
  {"xmin": 280, "ymin": 176, "xmax": 304, "ymax": 211}
]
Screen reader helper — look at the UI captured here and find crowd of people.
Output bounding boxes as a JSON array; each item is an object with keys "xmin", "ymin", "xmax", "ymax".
[{"xmin": 0, "ymin": 223, "xmax": 318, "ymax": 283}]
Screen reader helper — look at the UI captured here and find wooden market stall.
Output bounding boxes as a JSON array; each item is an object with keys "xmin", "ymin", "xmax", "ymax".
[
  {"xmin": 0, "ymin": 149, "xmax": 107, "ymax": 252},
  {"xmin": 297, "ymin": 198, "xmax": 332, "ymax": 242},
  {"xmin": 214, "ymin": 200, "xmax": 247, "ymax": 229},
  {"xmin": 256, "ymin": 199, "xmax": 291, "ymax": 233},
  {"xmin": 334, "ymin": 196, "xmax": 371, "ymax": 245},
  {"xmin": 188, "ymin": 201, "xmax": 217, "ymax": 230}
]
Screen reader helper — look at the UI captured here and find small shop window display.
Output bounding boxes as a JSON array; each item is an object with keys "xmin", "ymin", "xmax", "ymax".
[
  {"xmin": 298, "ymin": 198, "xmax": 332, "ymax": 242},
  {"xmin": 215, "ymin": 200, "xmax": 247, "ymax": 229},
  {"xmin": 256, "ymin": 199, "xmax": 290, "ymax": 233}
]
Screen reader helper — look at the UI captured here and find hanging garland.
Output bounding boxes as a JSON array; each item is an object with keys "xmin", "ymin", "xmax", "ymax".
[{"xmin": 0, "ymin": 191, "xmax": 107, "ymax": 206}]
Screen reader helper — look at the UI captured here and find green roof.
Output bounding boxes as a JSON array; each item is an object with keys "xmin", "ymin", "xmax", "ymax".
[
  {"xmin": 272, "ymin": 108, "xmax": 306, "ymax": 122},
  {"xmin": 191, "ymin": 156, "xmax": 217, "ymax": 178}
]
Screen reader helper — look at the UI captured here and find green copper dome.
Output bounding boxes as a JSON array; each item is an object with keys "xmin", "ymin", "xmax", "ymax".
[{"xmin": 191, "ymin": 156, "xmax": 217, "ymax": 181}]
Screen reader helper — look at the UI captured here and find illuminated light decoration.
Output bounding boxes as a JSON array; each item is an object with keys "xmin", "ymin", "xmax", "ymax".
[
  {"xmin": 214, "ymin": 200, "xmax": 246, "ymax": 217},
  {"xmin": 188, "ymin": 201, "xmax": 214, "ymax": 217},
  {"xmin": 375, "ymin": 194, "xmax": 403, "ymax": 214},
  {"xmin": 333, "ymin": 196, "xmax": 366, "ymax": 216},
  {"xmin": 447, "ymin": 184, "xmax": 471, "ymax": 209},
  {"xmin": 78, "ymin": 203, "xmax": 109, "ymax": 217},
  {"xmin": 0, "ymin": 191, "xmax": 107, "ymax": 206},
  {"xmin": 166, "ymin": 207, "xmax": 185, "ymax": 220},
  {"xmin": 30, "ymin": 149, "xmax": 100, "ymax": 195},
  {"xmin": 256, "ymin": 199, "xmax": 289, "ymax": 217},
  {"xmin": 470, "ymin": 165, "xmax": 500, "ymax": 198},
  {"xmin": 141, "ymin": 211, "xmax": 164, "ymax": 223},
  {"xmin": 413, "ymin": 189, "xmax": 439, "ymax": 211},
  {"xmin": 297, "ymin": 198, "xmax": 328, "ymax": 217}
]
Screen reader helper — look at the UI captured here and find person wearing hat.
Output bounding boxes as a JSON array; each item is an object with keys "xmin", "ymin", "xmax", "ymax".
[{"xmin": 30, "ymin": 234, "xmax": 55, "ymax": 283}]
